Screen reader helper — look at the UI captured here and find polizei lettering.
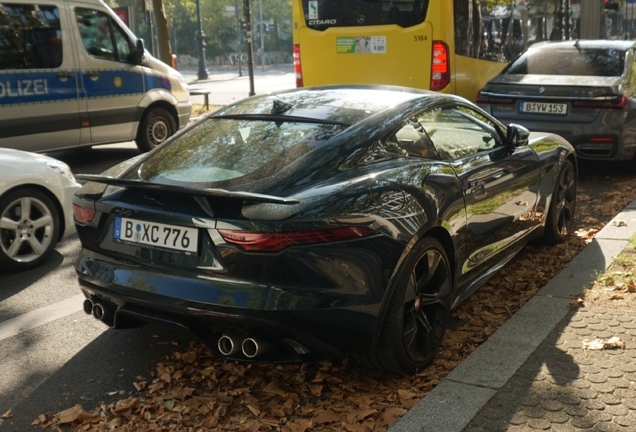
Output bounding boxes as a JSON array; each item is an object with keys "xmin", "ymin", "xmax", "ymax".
[
  {"xmin": 0, "ymin": 79, "xmax": 49, "ymax": 98},
  {"xmin": 308, "ymin": 19, "xmax": 336, "ymax": 25}
]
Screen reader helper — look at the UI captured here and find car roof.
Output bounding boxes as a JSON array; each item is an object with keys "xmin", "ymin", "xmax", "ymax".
[
  {"xmin": 214, "ymin": 85, "xmax": 445, "ymax": 125},
  {"xmin": 530, "ymin": 40, "xmax": 636, "ymax": 51}
]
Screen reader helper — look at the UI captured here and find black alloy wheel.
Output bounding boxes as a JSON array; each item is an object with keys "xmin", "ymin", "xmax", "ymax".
[
  {"xmin": 368, "ymin": 236, "xmax": 451, "ymax": 375},
  {"xmin": 543, "ymin": 160, "xmax": 576, "ymax": 245},
  {"xmin": 136, "ymin": 107, "xmax": 177, "ymax": 152}
]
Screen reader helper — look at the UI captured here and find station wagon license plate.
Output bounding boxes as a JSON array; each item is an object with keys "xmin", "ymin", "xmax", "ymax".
[
  {"xmin": 113, "ymin": 217, "xmax": 198, "ymax": 254},
  {"xmin": 519, "ymin": 101, "xmax": 568, "ymax": 115}
]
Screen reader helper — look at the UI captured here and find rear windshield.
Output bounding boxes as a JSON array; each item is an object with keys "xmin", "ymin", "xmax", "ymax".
[
  {"xmin": 138, "ymin": 118, "xmax": 346, "ymax": 186},
  {"xmin": 302, "ymin": 0, "xmax": 429, "ymax": 30},
  {"xmin": 504, "ymin": 46, "xmax": 626, "ymax": 77}
]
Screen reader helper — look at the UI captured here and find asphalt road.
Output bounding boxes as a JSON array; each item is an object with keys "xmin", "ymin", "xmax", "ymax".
[{"xmin": 1, "ymin": 71, "xmax": 635, "ymax": 429}]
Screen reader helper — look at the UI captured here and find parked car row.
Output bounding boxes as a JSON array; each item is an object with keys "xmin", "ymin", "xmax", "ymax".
[{"xmin": 7, "ymin": 32, "xmax": 634, "ymax": 374}]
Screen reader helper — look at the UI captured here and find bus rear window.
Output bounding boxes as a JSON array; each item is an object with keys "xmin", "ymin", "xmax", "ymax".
[{"xmin": 302, "ymin": 0, "xmax": 429, "ymax": 30}]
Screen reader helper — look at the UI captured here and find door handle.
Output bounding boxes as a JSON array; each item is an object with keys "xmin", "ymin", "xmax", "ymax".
[
  {"xmin": 56, "ymin": 70, "xmax": 73, "ymax": 80},
  {"xmin": 84, "ymin": 70, "xmax": 100, "ymax": 79}
]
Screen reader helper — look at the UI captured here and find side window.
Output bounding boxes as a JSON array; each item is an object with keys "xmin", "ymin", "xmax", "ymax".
[
  {"xmin": 0, "ymin": 3, "xmax": 62, "ymax": 70},
  {"xmin": 75, "ymin": 8, "xmax": 132, "ymax": 63},
  {"xmin": 384, "ymin": 117, "xmax": 441, "ymax": 160},
  {"xmin": 454, "ymin": 0, "xmax": 558, "ymax": 63},
  {"xmin": 417, "ymin": 106, "xmax": 502, "ymax": 161}
]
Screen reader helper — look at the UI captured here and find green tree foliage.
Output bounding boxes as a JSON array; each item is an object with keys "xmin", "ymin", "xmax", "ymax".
[{"xmin": 113, "ymin": 0, "xmax": 291, "ymax": 57}]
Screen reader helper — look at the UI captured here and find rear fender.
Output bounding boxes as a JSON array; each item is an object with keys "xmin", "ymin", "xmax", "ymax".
[{"xmin": 370, "ymin": 221, "xmax": 457, "ymax": 351}]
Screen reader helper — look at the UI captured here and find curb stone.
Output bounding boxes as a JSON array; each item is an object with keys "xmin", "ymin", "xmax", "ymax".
[{"xmin": 389, "ymin": 198, "xmax": 636, "ymax": 432}]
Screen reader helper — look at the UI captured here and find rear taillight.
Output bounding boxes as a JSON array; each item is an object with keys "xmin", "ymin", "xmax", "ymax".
[
  {"xmin": 573, "ymin": 95, "xmax": 629, "ymax": 109},
  {"xmin": 218, "ymin": 226, "xmax": 377, "ymax": 252},
  {"xmin": 293, "ymin": 44, "xmax": 304, "ymax": 88},
  {"xmin": 475, "ymin": 89, "xmax": 514, "ymax": 104},
  {"xmin": 430, "ymin": 41, "xmax": 450, "ymax": 91},
  {"xmin": 589, "ymin": 137, "xmax": 616, "ymax": 142},
  {"xmin": 73, "ymin": 204, "xmax": 96, "ymax": 224}
]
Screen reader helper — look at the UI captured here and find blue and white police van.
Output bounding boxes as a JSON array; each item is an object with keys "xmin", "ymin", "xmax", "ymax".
[{"xmin": 0, "ymin": 0, "xmax": 191, "ymax": 152}]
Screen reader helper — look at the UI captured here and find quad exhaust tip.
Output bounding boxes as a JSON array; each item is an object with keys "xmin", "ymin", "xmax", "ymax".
[
  {"xmin": 242, "ymin": 337, "xmax": 272, "ymax": 358},
  {"xmin": 217, "ymin": 334, "xmax": 242, "ymax": 356},
  {"xmin": 82, "ymin": 298, "xmax": 94, "ymax": 315},
  {"xmin": 92, "ymin": 303, "xmax": 106, "ymax": 321}
]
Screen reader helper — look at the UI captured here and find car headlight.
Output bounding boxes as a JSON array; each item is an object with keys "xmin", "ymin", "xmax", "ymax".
[{"xmin": 46, "ymin": 160, "xmax": 76, "ymax": 182}]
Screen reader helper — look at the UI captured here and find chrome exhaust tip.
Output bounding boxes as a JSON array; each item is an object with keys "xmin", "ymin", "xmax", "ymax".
[
  {"xmin": 82, "ymin": 298, "xmax": 94, "ymax": 315},
  {"xmin": 218, "ymin": 334, "xmax": 241, "ymax": 356},
  {"xmin": 92, "ymin": 303, "xmax": 105, "ymax": 321},
  {"xmin": 242, "ymin": 337, "xmax": 273, "ymax": 358}
]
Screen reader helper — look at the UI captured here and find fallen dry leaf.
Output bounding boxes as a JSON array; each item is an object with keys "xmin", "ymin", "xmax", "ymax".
[
  {"xmin": 569, "ymin": 298, "xmax": 585, "ymax": 308},
  {"xmin": 612, "ymin": 220, "xmax": 627, "ymax": 227},
  {"xmin": 1, "ymin": 409, "xmax": 12, "ymax": 419},
  {"xmin": 583, "ymin": 336, "xmax": 626, "ymax": 350},
  {"xmin": 610, "ymin": 294, "xmax": 625, "ymax": 300},
  {"xmin": 55, "ymin": 404, "xmax": 96, "ymax": 424}
]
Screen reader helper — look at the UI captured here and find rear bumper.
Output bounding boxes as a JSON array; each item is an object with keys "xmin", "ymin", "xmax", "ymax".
[
  {"xmin": 482, "ymin": 109, "xmax": 636, "ymax": 161},
  {"xmin": 75, "ymin": 249, "xmax": 382, "ymax": 361}
]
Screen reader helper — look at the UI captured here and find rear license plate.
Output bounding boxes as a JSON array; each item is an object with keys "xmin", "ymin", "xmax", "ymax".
[
  {"xmin": 113, "ymin": 217, "xmax": 198, "ymax": 254},
  {"xmin": 519, "ymin": 101, "xmax": 568, "ymax": 115}
]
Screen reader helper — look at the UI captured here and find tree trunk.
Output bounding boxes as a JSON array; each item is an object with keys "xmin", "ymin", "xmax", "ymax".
[{"xmin": 152, "ymin": 0, "xmax": 172, "ymax": 65}]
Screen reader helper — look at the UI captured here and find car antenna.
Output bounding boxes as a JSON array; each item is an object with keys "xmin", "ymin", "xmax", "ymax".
[{"xmin": 271, "ymin": 98, "xmax": 293, "ymax": 115}]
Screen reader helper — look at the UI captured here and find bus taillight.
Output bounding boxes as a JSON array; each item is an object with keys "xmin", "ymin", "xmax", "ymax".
[
  {"xmin": 294, "ymin": 44, "xmax": 304, "ymax": 87},
  {"xmin": 430, "ymin": 41, "xmax": 450, "ymax": 91}
]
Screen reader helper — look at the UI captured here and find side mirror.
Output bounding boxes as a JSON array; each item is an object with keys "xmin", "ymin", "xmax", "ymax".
[
  {"xmin": 506, "ymin": 123, "xmax": 530, "ymax": 147},
  {"xmin": 135, "ymin": 39, "xmax": 145, "ymax": 65}
]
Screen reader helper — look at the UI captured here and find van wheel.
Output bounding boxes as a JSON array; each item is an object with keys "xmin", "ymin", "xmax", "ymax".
[
  {"xmin": 136, "ymin": 107, "xmax": 177, "ymax": 152},
  {"xmin": 0, "ymin": 188, "xmax": 60, "ymax": 272}
]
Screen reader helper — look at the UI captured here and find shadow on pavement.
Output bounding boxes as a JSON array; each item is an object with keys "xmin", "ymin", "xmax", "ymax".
[{"xmin": 0, "ymin": 319, "xmax": 196, "ymax": 432}]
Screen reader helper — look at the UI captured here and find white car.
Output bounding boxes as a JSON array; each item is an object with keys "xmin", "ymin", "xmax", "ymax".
[{"xmin": 0, "ymin": 149, "xmax": 80, "ymax": 272}]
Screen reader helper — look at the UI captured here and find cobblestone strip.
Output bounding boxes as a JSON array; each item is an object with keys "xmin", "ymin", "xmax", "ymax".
[{"xmin": 464, "ymin": 307, "xmax": 636, "ymax": 431}]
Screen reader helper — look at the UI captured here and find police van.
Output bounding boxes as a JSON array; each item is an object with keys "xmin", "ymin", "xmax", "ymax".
[{"xmin": 0, "ymin": 0, "xmax": 191, "ymax": 153}]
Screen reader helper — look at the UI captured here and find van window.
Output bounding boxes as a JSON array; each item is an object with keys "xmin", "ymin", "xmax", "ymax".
[
  {"xmin": 0, "ymin": 3, "xmax": 63, "ymax": 70},
  {"xmin": 75, "ymin": 8, "xmax": 133, "ymax": 63}
]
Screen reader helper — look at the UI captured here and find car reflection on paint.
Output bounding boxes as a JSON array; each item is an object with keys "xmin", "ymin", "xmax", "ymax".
[
  {"xmin": 477, "ymin": 40, "xmax": 636, "ymax": 162},
  {"xmin": 72, "ymin": 85, "xmax": 576, "ymax": 374}
]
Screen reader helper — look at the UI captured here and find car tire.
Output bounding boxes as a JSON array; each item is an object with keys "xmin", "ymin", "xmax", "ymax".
[
  {"xmin": 0, "ymin": 188, "xmax": 60, "ymax": 272},
  {"xmin": 360, "ymin": 236, "xmax": 451, "ymax": 375},
  {"xmin": 136, "ymin": 107, "xmax": 177, "ymax": 152},
  {"xmin": 542, "ymin": 160, "xmax": 576, "ymax": 245}
]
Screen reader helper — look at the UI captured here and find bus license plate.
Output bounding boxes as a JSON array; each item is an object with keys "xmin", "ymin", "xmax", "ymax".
[
  {"xmin": 519, "ymin": 101, "xmax": 568, "ymax": 115},
  {"xmin": 113, "ymin": 217, "xmax": 198, "ymax": 254}
]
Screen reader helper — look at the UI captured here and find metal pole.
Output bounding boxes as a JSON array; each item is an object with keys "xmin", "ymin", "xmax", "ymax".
[
  {"xmin": 196, "ymin": 0, "xmax": 209, "ymax": 80},
  {"xmin": 235, "ymin": 0, "xmax": 242, "ymax": 76},
  {"xmin": 565, "ymin": 0, "xmax": 570, "ymax": 39},
  {"xmin": 259, "ymin": 0, "xmax": 265, "ymax": 70},
  {"xmin": 243, "ymin": 0, "xmax": 255, "ymax": 95}
]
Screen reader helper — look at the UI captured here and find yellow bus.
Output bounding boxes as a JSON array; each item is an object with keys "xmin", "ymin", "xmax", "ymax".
[{"xmin": 292, "ymin": 0, "xmax": 579, "ymax": 102}]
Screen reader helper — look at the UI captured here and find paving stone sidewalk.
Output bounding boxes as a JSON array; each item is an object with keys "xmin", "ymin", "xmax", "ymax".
[
  {"xmin": 465, "ymin": 306, "xmax": 636, "ymax": 431},
  {"xmin": 390, "ymin": 200, "xmax": 636, "ymax": 432}
]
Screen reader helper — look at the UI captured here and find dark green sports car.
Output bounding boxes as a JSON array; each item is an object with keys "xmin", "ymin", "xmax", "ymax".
[{"xmin": 72, "ymin": 86, "xmax": 576, "ymax": 374}]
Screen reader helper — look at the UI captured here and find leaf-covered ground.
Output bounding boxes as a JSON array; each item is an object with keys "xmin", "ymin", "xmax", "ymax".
[{"xmin": 36, "ymin": 170, "xmax": 636, "ymax": 432}]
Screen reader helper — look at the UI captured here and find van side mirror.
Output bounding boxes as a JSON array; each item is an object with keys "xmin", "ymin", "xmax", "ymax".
[
  {"xmin": 506, "ymin": 123, "xmax": 530, "ymax": 147},
  {"xmin": 135, "ymin": 39, "xmax": 145, "ymax": 64}
]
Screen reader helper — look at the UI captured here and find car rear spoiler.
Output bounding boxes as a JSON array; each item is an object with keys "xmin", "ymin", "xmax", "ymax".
[{"xmin": 75, "ymin": 174, "xmax": 300, "ymax": 205}]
